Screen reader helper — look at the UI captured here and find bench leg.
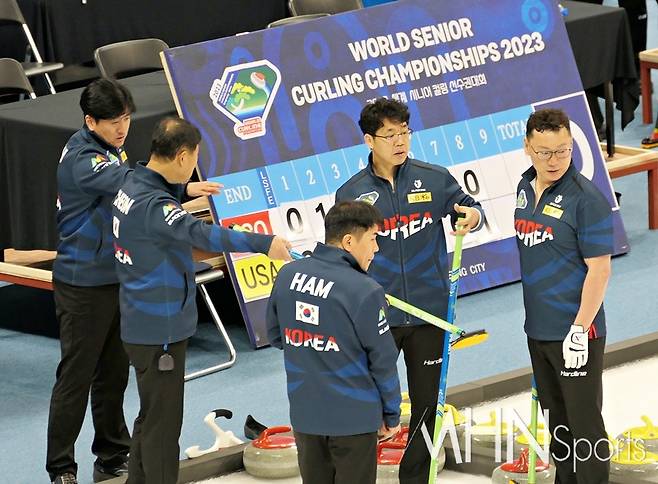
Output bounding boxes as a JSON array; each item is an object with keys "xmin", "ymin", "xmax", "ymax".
[
  {"xmin": 649, "ymin": 168, "xmax": 658, "ymax": 230},
  {"xmin": 184, "ymin": 282, "xmax": 237, "ymax": 381},
  {"xmin": 640, "ymin": 61, "xmax": 652, "ymax": 124}
]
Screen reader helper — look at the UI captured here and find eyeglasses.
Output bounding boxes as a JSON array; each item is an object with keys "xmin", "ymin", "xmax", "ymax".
[
  {"xmin": 528, "ymin": 144, "xmax": 572, "ymax": 161},
  {"xmin": 372, "ymin": 129, "xmax": 413, "ymax": 142}
]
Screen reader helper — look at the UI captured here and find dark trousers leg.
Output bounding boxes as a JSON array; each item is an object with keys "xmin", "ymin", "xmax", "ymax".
[
  {"xmin": 392, "ymin": 325, "xmax": 445, "ymax": 484},
  {"xmin": 528, "ymin": 337, "xmax": 609, "ymax": 484},
  {"xmin": 47, "ymin": 281, "xmax": 130, "ymax": 480},
  {"xmin": 294, "ymin": 431, "xmax": 377, "ymax": 484},
  {"xmin": 124, "ymin": 340, "xmax": 187, "ymax": 484}
]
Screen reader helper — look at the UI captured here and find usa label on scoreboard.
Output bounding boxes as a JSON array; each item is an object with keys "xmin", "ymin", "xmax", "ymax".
[{"xmin": 162, "ymin": 0, "xmax": 628, "ymax": 347}]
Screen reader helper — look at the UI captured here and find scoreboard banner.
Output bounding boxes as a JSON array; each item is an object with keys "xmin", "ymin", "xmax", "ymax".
[{"xmin": 162, "ymin": 0, "xmax": 628, "ymax": 348}]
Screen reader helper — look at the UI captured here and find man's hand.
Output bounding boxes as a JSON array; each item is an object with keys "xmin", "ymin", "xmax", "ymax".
[
  {"xmin": 452, "ymin": 204, "xmax": 481, "ymax": 236},
  {"xmin": 267, "ymin": 236, "xmax": 292, "ymax": 261},
  {"xmin": 186, "ymin": 181, "xmax": 222, "ymax": 198},
  {"xmin": 562, "ymin": 324, "xmax": 588, "ymax": 369},
  {"xmin": 378, "ymin": 422, "xmax": 401, "ymax": 442}
]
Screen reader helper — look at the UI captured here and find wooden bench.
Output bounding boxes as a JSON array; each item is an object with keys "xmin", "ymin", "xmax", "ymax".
[
  {"xmin": 0, "ymin": 197, "xmax": 217, "ymax": 289},
  {"xmin": 640, "ymin": 48, "xmax": 658, "ymax": 124},
  {"xmin": 603, "ymin": 144, "xmax": 658, "ymax": 230}
]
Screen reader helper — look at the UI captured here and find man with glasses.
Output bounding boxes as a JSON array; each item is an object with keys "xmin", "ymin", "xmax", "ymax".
[
  {"xmin": 336, "ymin": 97, "xmax": 482, "ymax": 484},
  {"xmin": 516, "ymin": 108, "xmax": 612, "ymax": 483}
]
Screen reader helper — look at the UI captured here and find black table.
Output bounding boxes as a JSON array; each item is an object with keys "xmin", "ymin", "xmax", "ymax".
[
  {"xmin": 563, "ymin": 1, "xmax": 639, "ymax": 150},
  {"xmin": 1, "ymin": 0, "xmax": 288, "ymax": 65},
  {"xmin": 0, "ymin": 71, "xmax": 175, "ymax": 252}
]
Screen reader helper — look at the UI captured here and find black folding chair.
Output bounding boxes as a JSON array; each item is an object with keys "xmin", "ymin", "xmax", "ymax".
[
  {"xmin": 0, "ymin": 57, "xmax": 36, "ymax": 101},
  {"xmin": 0, "ymin": 0, "xmax": 64, "ymax": 94},
  {"xmin": 288, "ymin": 0, "xmax": 363, "ymax": 16},
  {"xmin": 94, "ymin": 38, "xmax": 169, "ymax": 79}
]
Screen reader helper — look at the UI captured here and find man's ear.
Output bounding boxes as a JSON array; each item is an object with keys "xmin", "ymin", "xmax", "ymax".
[
  {"xmin": 341, "ymin": 233, "xmax": 353, "ymax": 253},
  {"xmin": 364, "ymin": 133, "xmax": 374, "ymax": 151},
  {"xmin": 84, "ymin": 115, "xmax": 96, "ymax": 131}
]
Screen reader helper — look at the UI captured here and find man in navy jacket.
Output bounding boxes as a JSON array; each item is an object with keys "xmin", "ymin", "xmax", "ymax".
[
  {"xmin": 336, "ymin": 98, "xmax": 483, "ymax": 484},
  {"xmin": 267, "ymin": 200, "xmax": 401, "ymax": 484},
  {"xmin": 48, "ymin": 80, "xmax": 221, "ymax": 484},
  {"xmin": 113, "ymin": 117, "xmax": 291, "ymax": 484},
  {"xmin": 516, "ymin": 109, "xmax": 613, "ymax": 483}
]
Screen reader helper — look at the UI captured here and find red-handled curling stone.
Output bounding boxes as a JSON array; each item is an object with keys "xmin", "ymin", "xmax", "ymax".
[
  {"xmin": 491, "ymin": 448, "xmax": 554, "ymax": 483},
  {"xmin": 242, "ymin": 426, "xmax": 300, "ymax": 478}
]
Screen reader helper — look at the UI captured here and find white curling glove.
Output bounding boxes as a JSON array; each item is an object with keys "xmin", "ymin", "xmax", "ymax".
[{"xmin": 562, "ymin": 324, "xmax": 588, "ymax": 369}]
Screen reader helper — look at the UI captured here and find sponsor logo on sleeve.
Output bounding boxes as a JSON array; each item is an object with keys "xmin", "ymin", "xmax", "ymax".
[
  {"xmin": 378, "ymin": 307, "xmax": 390, "ymax": 335},
  {"xmin": 356, "ymin": 191, "xmax": 379, "ymax": 205},
  {"xmin": 516, "ymin": 189, "xmax": 528, "ymax": 209},
  {"xmin": 296, "ymin": 301, "xmax": 319, "ymax": 326}
]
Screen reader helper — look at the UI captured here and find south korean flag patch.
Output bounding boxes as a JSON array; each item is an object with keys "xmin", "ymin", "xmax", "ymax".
[{"xmin": 296, "ymin": 301, "xmax": 319, "ymax": 326}]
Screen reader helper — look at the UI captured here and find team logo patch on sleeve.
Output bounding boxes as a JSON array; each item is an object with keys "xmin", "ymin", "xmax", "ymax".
[
  {"xmin": 356, "ymin": 191, "xmax": 379, "ymax": 205},
  {"xmin": 296, "ymin": 301, "xmax": 319, "ymax": 325},
  {"xmin": 378, "ymin": 307, "xmax": 389, "ymax": 334},
  {"xmin": 516, "ymin": 189, "xmax": 528, "ymax": 209},
  {"xmin": 162, "ymin": 203, "xmax": 187, "ymax": 226},
  {"xmin": 91, "ymin": 154, "xmax": 110, "ymax": 172}
]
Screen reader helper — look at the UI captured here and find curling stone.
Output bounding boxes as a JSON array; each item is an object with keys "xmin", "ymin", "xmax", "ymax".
[
  {"xmin": 376, "ymin": 428, "xmax": 445, "ymax": 483},
  {"xmin": 513, "ymin": 423, "xmax": 550, "ymax": 457},
  {"xmin": 610, "ymin": 437, "xmax": 658, "ymax": 480},
  {"xmin": 491, "ymin": 448, "xmax": 554, "ymax": 483},
  {"xmin": 243, "ymin": 426, "xmax": 300, "ymax": 478},
  {"xmin": 400, "ymin": 392, "xmax": 411, "ymax": 426},
  {"xmin": 617, "ymin": 416, "xmax": 658, "ymax": 453},
  {"xmin": 184, "ymin": 409, "xmax": 244, "ymax": 458},
  {"xmin": 471, "ymin": 411, "xmax": 517, "ymax": 448},
  {"xmin": 376, "ymin": 441, "xmax": 406, "ymax": 483},
  {"xmin": 244, "ymin": 414, "xmax": 268, "ymax": 440}
]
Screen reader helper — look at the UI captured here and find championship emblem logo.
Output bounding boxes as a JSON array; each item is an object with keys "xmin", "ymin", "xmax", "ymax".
[{"xmin": 209, "ymin": 60, "xmax": 281, "ymax": 140}]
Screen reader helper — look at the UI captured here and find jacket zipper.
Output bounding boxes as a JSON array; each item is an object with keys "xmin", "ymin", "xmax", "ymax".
[{"xmin": 384, "ymin": 176, "xmax": 410, "ymax": 324}]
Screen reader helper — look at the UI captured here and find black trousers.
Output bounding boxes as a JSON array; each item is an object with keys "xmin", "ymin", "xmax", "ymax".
[
  {"xmin": 124, "ymin": 339, "xmax": 188, "ymax": 484},
  {"xmin": 528, "ymin": 337, "xmax": 610, "ymax": 484},
  {"xmin": 392, "ymin": 325, "xmax": 446, "ymax": 484},
  {"xmin": 47, "ymin": 280, "xmax": 130, "ymax": 480},
  {"xmin": 294, "ymin": 431, "xmax": 378, "ymax": 484}
]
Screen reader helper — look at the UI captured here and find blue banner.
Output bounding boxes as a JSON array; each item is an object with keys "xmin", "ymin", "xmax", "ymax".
[{"xmin": 163, "ymin": 0, "xmax": 628, "ymax": 347}]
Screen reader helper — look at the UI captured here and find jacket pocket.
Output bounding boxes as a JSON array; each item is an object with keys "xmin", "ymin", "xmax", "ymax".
[{"xmin": 181, "ymin": 273, "xmax": 189, "ymax": 311}]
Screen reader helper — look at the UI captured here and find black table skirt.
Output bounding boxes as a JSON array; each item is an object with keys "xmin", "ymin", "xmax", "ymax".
[
  {"xmin": 1, "ymin": 0, "xmax": 288, "ymax": 65},
  {"xmin": 563, "ymin": 0, "xmax": 639, "ymax": 128},
  {"xmin": 0, "ymin": 71, "xmax": 175, "ymax": 250}
]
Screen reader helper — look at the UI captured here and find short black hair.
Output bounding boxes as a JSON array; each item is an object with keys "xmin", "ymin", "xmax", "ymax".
[
  {"xmin": 79, "ymin": 78, "xmax": 135, "ymax": 120},
  {"xmin": 150, "ymin": 117, "xmax": 202, "ymax": 160},
  {"xmin": 358, "ymin": 98, "xmax": 410, "ymax": 136},
  {"xmin": 526, "ymin": 108, "xmax": 571, "ymax": 137},
  {"xmin": 325, "ymin": 201, "xmax": 383, "ymax": 244}
]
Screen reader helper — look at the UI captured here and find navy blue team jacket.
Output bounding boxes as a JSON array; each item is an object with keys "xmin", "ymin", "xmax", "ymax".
[
  {"xmin": 53, "ymin": 126, "xmax": 131, "ymax": 286},
  {"xmin": 336, "ymin": 156, "xmax": 483, "ymax": 326},
  {"xmin": 113, "ymin": 163, "xmax": 274, "ymax": 345},
  {"xmin": 515, "ymin": 164, "xmax": 613, "ymax": 341},
  {"xmin": 266, "ymin": 243, "xmax": 401, "ymax": 436}
]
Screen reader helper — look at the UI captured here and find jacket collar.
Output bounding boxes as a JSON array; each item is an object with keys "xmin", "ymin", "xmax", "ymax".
[
  {"xmin": 367, "ymin": 151, "xmax": 409, "ymax": 183},
  {"xmin": 134, "ymin": 162, "xmax": 180, "ymax": 197},
  {"xmin": 312, "ymin": 243, "xmax": 367, "ymax": 275},
  {"xmin": 81, "ymin": 125, "xmax": 122, "ymax": 154},
  {"xmin": 521, "ymin": 162, "xmax": 578, "ymax": 191}
]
